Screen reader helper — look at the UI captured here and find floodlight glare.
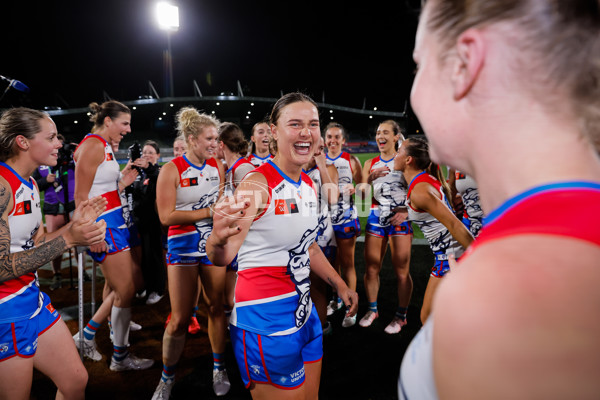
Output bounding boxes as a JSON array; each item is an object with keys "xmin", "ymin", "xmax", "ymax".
[{"xmin": 156, "ymin": 2, "xmax": 179, "ymax": 31}]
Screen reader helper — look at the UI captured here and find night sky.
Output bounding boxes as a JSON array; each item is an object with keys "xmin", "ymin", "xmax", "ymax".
[{"xmin": 2, "ymin": 0, "xmax": 421, "ymax": 114}]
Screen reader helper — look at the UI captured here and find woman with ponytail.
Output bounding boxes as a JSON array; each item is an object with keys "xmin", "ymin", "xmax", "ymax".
[
  {"xmin": 394, "ymin": 137, "xmax": 473, "ymax": 323},
  {"xmin": 399, "ymin": 0, "xmax": 600, "ymax": 398}
]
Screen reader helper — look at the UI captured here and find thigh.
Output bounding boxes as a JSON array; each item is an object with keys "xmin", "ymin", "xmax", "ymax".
[
  {"xmin": 101, "ymin": 251, "xmax": 136, "ymax": 294},
  {"xmin": 0, "ymin": 355, "xmax": 33, "ymax": 400},
  {"xmin": 167, "ymin": 265, "xmax": 199, "ymax": 319},
  {"xmin": 45, "ymin": 213, "xmax": 66, "ymax": 232},
  {"xmin": 198, "ymin": 263, "xmax": 226, "ymax": 305},
  {"xmin": 389, "ymin": 234, "xmax": 413, "ymax": 273},
  {"xmin": 34, "ymin": 318, "xmax": 86, "ymax": 391},
  {"xmin": 336, "ymin": 236, "xmax": 357, "ymax": 265}
]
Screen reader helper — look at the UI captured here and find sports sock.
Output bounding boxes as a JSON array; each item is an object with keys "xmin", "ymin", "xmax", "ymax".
[
  {"xmin": 368, "ymin": 301, "xmax": 378, "ymax": 313},
  {"xmin": 83, "ymin": 319, "xmax": 101, "ymax": 340},
  {"xmin": 111, "ymin": 306, "xmax": 131, "ymax": 348},
  {"xmin": 395, "ymin": 306, "xmax": 408, "ymax": 321},
  {"xmin": 213, "ymin": 352, "xmax": 226, "ymax": 371},
  {"xmin": 192, "ymin": 306, "xmax": 198, "ymax": 318},
  {"xmin": 161, "ymin": 363, "xmax": 176, "ymax": 383}
]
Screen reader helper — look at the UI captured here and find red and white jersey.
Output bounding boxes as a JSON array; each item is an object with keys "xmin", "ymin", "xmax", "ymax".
[
  {"xmin": 225, "ymin": 156, "xmax": 254, "ymax": 196},
  {"xmin": 246, "ymin": 153, "xmax": 273, "ymax": 168},
  {"xmin": 167, "ymin": 155, "xmax": 221, "ymax": 257},
  {"xmin": 75, "ymin": 134, "xmax": 126, "ymax": 229},
  {"xmin": 407, "ymin": 171, "xmax": 464, "ymax": 259},
  {"xmin": 232, "ymin": 161, "xmax": 320, "ymax": 336},
  {"xmin": 0, "ymin": 162, "xmax": 44, "ymax": 322},
  {"xmin": 326, "ymin": 151, "xmax": 357, "ymax": 224}
]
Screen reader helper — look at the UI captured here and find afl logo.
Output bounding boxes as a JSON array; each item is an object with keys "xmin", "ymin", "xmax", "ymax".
[{"xmin": 0, "ymin": 343, "xmax": 9, "ymax": 353}]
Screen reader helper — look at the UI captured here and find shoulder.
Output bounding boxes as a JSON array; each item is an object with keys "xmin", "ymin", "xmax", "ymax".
[
  {"xmin": 0, "ymin": 176, "xmax": 14, "ymax": 215},
  {"xmin": 434, "ymin": 235, "xmax": 600, "ymax": 397}
]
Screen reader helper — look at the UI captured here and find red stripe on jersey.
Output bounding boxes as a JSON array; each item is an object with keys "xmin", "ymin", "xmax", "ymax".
[
  {"xmin": 0, "ymin": 273, "xmax": 35, "ymax": 300},
  {"xmin": 101, "ymin": 190, "xmax": 122, "ymax": 211},
  {"xmin": 235, "ymin": 266, "xmax": 296, "ymax": 302},
  {"xmin": 168, "ymin": 224, "xmax": 196, "ymax": 236}
]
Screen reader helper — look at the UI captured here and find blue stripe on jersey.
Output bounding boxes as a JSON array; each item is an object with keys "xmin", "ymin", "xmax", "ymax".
[
  {"xmin": 0, "ymin": 162, "xmax": 33, "ymax": 190},
  {"xmin": 484, "ymin": 181, "xmax": 600, "ymax": 226},
  {"xmin": 267, "ymin": 160, "xmax": 302, "ymax": 188}
]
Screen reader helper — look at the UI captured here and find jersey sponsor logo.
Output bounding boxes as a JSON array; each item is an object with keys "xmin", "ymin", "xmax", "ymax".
[
  {"xmin": 456, "ymin": 171, "xmax": 466, "ymax": 180},
  {"xmin": 181, "ymin": 177, "xmax": 199, "ymax": 187},
  {"xmin": 250, "ymin": 364, "xmax": 261, "ymax": 375},
  {"xmin": 0, "ymin": 343, "xmax": 9, "ymax": 354},
  {"xmin": 14, "ymin": 200, "xmax": 32, "ymax": 215},
  {"xmin": 274, "ymin": 198, "xmax": 298, "ymax": 215},
  {"xmin": 105, "ymin": 153, "xmax": 113, "ymax": 161}
]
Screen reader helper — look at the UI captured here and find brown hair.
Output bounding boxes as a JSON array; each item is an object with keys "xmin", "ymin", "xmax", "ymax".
[
  {"xmin": 269, "ymin": 92, "xmax": 319, "ymax": 126},
  {"xmin": 403, "ymin": 137, "xmax": 453, "ymax": 205},
  {"xmin": 219, "ymin": 122, "xmax": 248, "ymax": 154},
  {"xmin": 0, "ymin": 107, "xmax": 50, "ymax": 162},
  {"xmin": 324, "ymin": 121, "xmax": 347, "ymax": 141},
  {"xmin": 88, "ymin": 100, "xmax": 130, "ymax": 129},
  {"xmin": 143, "ymin": 140, "xmax": 160, "ymax": 155},
  {"xmin": 379, "ymin": 119, "xmax": 405, "ymax": 150},
  {"xmin": 425, "ymin": 0, "xmax": 600, "ymax": 151}
]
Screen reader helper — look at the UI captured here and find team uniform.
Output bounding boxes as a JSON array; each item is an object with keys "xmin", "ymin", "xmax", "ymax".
[
  {"xmin": 304, "ymin": 166, "xmax": 337, "ymax": 259},
  {"xmin": 454, "ymin": 171, "xmax": 483, "ymax": 237},
  {"xmin": 366, "ymin": 155, "xmax": 413, "ymax": 238},
  {"xmin": 398, "ymin": 181, "xmax": 600, "ymax": 400},
  {"xmin": 75, "ymin": 134, "xmax": 138, "ymax": 262},
  {"xmin": 166, "ymin": 155, "xmax": 221, "ymax": 267},
  {"xmin": 246, "ymin": 153, "xmax": 273, "ymax": 168},
  {"xmin": 224, "ymin": 156, "xmax": 254, "ymax": 271},
  {"xmin": 0, "ymin": 162, "xmax": 60, "ymax": 361},
  {"xmin": 407, "ymin": 172, "xmax": 464, "ymax": 278},
  {"xmin": 230, "ymin": 160, "xmax": 322, "ymax": 389},
  {"xmin": 326, "ymin": 152, "xmax": 360, "ymax": 238}
]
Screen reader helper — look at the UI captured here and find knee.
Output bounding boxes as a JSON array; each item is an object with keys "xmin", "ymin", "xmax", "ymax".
[
  {"xmin": 168, "ymin": 314, "xmax": 191, "ymax": 335},
  {"xmin": 58, "ymin": 367, "xmax": 88, "ymax": 398}
]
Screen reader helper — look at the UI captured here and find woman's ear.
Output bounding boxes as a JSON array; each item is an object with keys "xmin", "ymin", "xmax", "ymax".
[
  {"xmin": 16, "ymin": 135, "xmax": 29, "ymax": 150},
  {"xmin": 452, "ymin": 28, "xmax": 486, "ymax": 100}
]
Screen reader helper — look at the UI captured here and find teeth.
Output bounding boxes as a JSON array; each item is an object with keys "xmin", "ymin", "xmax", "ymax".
[{"xmin": 296, "ymin": 143, "xmax": 310, "ymax": 147}]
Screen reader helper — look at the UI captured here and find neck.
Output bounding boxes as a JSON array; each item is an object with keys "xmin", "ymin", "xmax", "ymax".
[
  {"xmin": 4, "ymin": 157, "xmax": 35, "ymax": 180},
  {"xmin": 224, "ymin": 150, "xmax": 241, "ymax": 167},
  {"xmin": 255, "ymin": 148, "xmax": 269, "ymax": 158},
  {"xmin": 272, "ymin": 154, "xmax": 302, "ymax": 181},
  {"xmin": 380, "ymin": 149, "xmax": 396, "ymax": 160},
  {"xmin": 186, "ymin": 152, "xmax": 206, "ymax": 166},
  {"xmin": 464, "ymin": 113, "xmax": 600, "ymax": 215},
  {"xmin": 402, "ymin": 166, "xmax": 424, "ymax": 187},
  {"xmin": 327, "ymin": 149, "xmax": 342, "ymax": 158}
]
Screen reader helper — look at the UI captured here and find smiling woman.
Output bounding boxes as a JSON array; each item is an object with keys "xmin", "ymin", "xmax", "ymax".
[{"xmin": 207, "ymin": 92, "xmax": 358, "ymax": 399}]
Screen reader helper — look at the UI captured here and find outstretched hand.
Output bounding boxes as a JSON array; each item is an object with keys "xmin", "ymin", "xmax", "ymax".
[
  {"xmin": 340, "ymin": 288, "xmax": 359, "ymax": 318},
  {"xmin": 210, "ymin": 194, "xmax": 251, "ymax": 246}
]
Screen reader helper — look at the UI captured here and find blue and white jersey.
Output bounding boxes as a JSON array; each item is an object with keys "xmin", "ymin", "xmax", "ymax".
[
  {"xmin": 167, "ymin": 155, "xmax": 221, "ymax": 257},
  {"xmin": 369, "ymin": 154, "xmax": 408, "ymax": 227},
  {"xmin": 407, "ymin": 172, "xmax": 464, "ymax": 261},
  {"xmin": 232, "ymin": 161, "xmax": 320, "ymax": 336},
  {"xmin": 454, "ymin": 171, "xmax": 483, "ymax": 237},
  {"xmin": 326, "ymin": 151, "xmax": 357, "ymax": 225},
  {"xmin": 305, "ymin": 166, "xmax": 336, "ymax": 249}
]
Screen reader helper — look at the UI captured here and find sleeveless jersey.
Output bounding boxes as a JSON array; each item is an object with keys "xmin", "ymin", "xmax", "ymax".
[
  {"xmin": 75, "ymin": 134, "xmax": 127, "ymax": 229},
  {"xmin": 167, "ymin": 155, "xmax": 221, "ymax": 257},
  {"xmin": 246, "ymin": 153, "xmax": 273, "ymax": 168},
  {"xmin": 305, "ymin": 166, "xmax": 336, "ymax": 249},
  {"xmin": 232, "ymin": 161, "xmax": 320, "ymax": 336},
  {"xmin": 0, "ymin": 162, "xmax": 44, "ymax": 322},
  {"xmin": 407, "ymin": 172, "xmax": 464, "ymax": 260},
  {"xmin": 454, "ymin": 171, "xmax": 483, "ymax": 237},
  {"xmin": 326, "ymin": 151, "xmax": 357, "ymax": 225},
  {"xmin": 370, "ymin": 155, "xmax": 408, "ymax": 226},
  {"xmin": 399, "ymin": 181, "xmax": 600, "ymax": 400},
  {"xmin": 225, "ymin": 156, "xmax": 254, "ymax": 196}
]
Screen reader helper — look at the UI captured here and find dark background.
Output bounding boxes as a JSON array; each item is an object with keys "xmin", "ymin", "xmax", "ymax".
[{"xmin": 1, "ymin": 1, "xmax": 422, "ymax": 115}]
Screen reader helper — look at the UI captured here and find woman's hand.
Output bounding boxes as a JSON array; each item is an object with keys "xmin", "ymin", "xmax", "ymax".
[
  {"xmin": 65, "ymin": 196, "xmax": 107, "ymax": 248},
  {"xmin": 210, "ymin": 195, "xmax": 251, "ymax": 246}
]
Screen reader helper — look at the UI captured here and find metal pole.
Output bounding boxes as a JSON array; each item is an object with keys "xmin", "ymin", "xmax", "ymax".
[
  {"xmin": 166, "ymin": 31, "xmax": 174, "ymax": 97},
  {"xmin": 77, "ymin": 249, "xmax": 84, "ymax": 360}
]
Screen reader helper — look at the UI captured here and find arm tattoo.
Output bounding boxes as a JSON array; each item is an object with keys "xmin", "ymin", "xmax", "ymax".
[{"xmin": 0, "ymin": 185, "xmax": 69, "ymax": 283}]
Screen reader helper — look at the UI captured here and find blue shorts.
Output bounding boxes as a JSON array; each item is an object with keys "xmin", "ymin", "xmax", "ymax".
[
  {"xmin": 166, "ymin": 253, "xmax": 214, "ymax": 267},
  {"xmin": 0, "ymin": 293, "xmax": 60, "ymax": 361},
  {"xmin": 227, "ymin": 254, "xmax": 239, "ymax": 272},
  {"xmin": 88, "ymin": 225, "xmax": 140, "ymax": 263},
  {"xmin": 365, "ymin": 213, "xmax": 413, "ymax": 238},
  {"xmin": 430, "ymin": 252, "xmax": 461, "ymax": 278},
  {"xmin": 230, "ymin": 307, "xmax": 323, "ymax": 389},
  {"xmin": 332, "ymin": 218, "xmax": 361, "ymax": 239}
]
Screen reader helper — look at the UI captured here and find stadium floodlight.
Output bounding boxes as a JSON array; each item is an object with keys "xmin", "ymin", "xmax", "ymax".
[
  {"xmin": 155, "ymin": 2, "xmax": 179, "ymax": 97},
  {"xmin": 156, "ymin": 2, "xmax": 179, "ymax": 31}
]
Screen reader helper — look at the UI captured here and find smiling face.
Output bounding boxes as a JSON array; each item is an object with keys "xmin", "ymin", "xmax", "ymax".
[
  {"xmin": 173, "ymin": 138, "xmax": 186, "ymax": 158},
  {"xmin": 189, "ymin": 125, "xmax": 219, "ymax": 163},
  {"xmin": 142, "ymin": 144, "xmax": 160, "ymax": 165},
  {"xmin": 104, "ymin": 112, "xmax": 131, "ymax": 145},
  {"xmin": 27, "ymin": 116, "xmax": 62, "ymax": 167},
  {"xmin": 251, "ymin": 122, "xmax": 272, "ymax": 153},
  {"xmin": 271, "ymin": 101, "xmax": 320, "ymax": 168},
  {"xmin": 376, "ymin": 122, "xmax": 400, "ymax": 154},
  {"xmin": 325, "ymin": 126, "xmax": 345, "ymax": 156}
]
